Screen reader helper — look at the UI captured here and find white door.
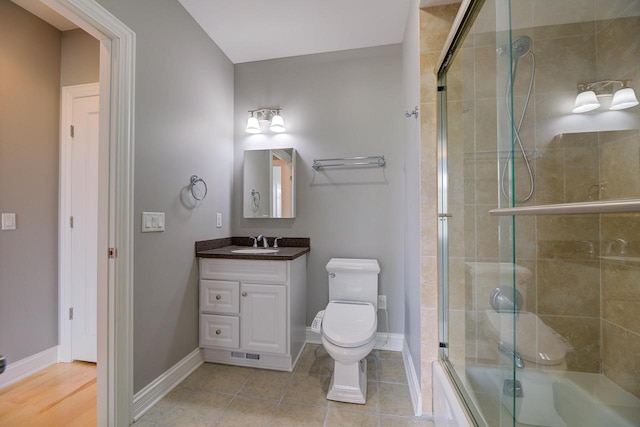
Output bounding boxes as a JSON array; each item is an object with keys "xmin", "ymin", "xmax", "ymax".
[
  {"xmin": 241, "ymin": 283, "xmax": 287, "ymax": 354},
  {"xmin": 69, "ymin": 92, "xmax": 99, "ymax": 362}
]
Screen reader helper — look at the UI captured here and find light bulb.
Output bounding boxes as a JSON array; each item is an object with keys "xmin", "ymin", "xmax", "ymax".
[
  {"xmin": 269, "ymin": 113, "xmax": 286, "ymax": 133},
  {"xmin": 572, "ymin": 90, "xmax": 600, "ymax": 113},
  {"xmin": 245, "ymin": 116, "xmax": 261, "ymax": 133},
  {"xmin": 610, "ymin": 87, "xmax": 639, "ymax": 110}
]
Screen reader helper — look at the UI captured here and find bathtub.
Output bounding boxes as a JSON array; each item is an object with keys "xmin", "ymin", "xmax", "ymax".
[{"xmin": 463, "ymin": 365, "xmax": 640, "ymax": 427}]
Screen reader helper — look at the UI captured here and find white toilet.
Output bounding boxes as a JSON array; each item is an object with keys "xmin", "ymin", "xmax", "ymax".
[{"xmin": 320, "ymin": 258, "xmax": 379, "ymax": 404}]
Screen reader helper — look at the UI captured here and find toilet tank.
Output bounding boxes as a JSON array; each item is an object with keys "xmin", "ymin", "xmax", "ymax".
[{"xmin": 326, "ymin": 258, "xmax": 380, "ymax": 308}]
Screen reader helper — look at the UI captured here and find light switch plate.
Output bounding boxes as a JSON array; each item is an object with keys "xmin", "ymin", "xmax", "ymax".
[
  {"xmin": 142, "ymin": 212, "xmax": 165, "ymax": 232},
  {"xmin": 216, "ymin": 213, "xmax": 222, "ymax": 228},
  {"xmin": 2, "ymin": 213, "xmax": 16, "ymax": 230}
]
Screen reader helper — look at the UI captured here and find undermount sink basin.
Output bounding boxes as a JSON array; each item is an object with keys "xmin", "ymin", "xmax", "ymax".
[{"xmin": 231, "ymin": 248, "xmax": 280, "ymax": 254}]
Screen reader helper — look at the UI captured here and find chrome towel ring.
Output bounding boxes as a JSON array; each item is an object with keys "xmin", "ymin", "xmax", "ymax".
[{"xmin": 189, "ymin": 175, "xmax": 208, "ymax": 201}]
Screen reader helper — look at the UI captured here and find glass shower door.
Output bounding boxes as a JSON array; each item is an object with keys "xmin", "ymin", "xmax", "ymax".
[
  {"xmin": 438, "ymin": 0, "xmax": 640, "ymax": 426},
  {"xmin": 437, "ymin": 0, "xmax": 520, "ymax": 425}
]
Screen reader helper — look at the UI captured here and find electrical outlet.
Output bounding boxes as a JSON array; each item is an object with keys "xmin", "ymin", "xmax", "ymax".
[{"xmin": 378, "ymin": 295, "xmax": 387, "ymax": 310}]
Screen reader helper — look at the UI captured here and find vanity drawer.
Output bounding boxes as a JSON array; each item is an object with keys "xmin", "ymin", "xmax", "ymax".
[
  {"xmin": 200, "ymin": 314, "xmax": 239, "ymax": 349},
  {"xmin": 200, "ymin": 258, "xmax": 287, "ymax": 283},
  {"xmin": 200, "ymin": 280, "xmax": 239, "ymax": 314}
]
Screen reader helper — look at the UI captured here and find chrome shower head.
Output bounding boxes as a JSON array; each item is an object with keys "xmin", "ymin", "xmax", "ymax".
[{"xmin": 511, "ymin": 35, "xmax": 532, "ymax": 59}]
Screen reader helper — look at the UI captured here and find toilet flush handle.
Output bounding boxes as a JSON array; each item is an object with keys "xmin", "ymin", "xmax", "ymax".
[{"xmin": 329, "ymin": 273, "xmax": 335, "ymax": 278}]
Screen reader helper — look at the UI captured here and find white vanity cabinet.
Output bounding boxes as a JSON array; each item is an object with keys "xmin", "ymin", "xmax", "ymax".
[{"xmin": 198, "ymin": 255, "xmax": 307, "ymax": 371}]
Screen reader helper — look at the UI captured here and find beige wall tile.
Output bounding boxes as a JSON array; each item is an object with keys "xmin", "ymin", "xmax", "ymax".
[
  {"xmin": 421, "ymin": 52, "xmax": 440, "ymax": 104},
  {"xmin": 602, "ymin": 263, "xmax": 640, "ymax": 334},
  {"xmin": 536, "ymin": 215, "xmax": 600, "ymax": 259},
  {"xmin": 540, "ymin": 315, "xmax": 601, "ymax": 373},
  {"xmin": 421, "ymin": 255, "xmax": 438, "ymax": 309},
  {"xmin": 420, "ymin": 204, "xmax": 438, "ymax": 257},
  {"xmin": 599, "ymin": 135, "xmax": 640, "ymax": 199},
  {"xmin": 563, "ymin": 146, "xmax": 601, "ymax": 203},
  {"xmin": 532, "ymin": 0, "xmax": 596, "ymax": 28},
  {"xmin": 537, "ymin": 260, "xmax": 600, "ymax": 317},
  {"xmin": 534, "ymin": 35, "xmax": 596, "ymax": 96},
  {"xmin": 603, "ymin": 320, "xmax": 640, "ymax": 398},
  {"xmin": 448, "ymin": 257, "xmax": 467, "ymax": 310},
  {"xmin": 534, "ymin": 21, "xmax": 596, "ymax": 40},
  {"xmin": 473, "ymin": 45, "xmax": 498, "ymax": 100},
  {"xmin": 421, "ymin": 308, "xmax": 439, "ymax": 414},
  {"xmin": 596, "ymin": 16, "xmax": 640, "ymax": 80},
  {"xmin": 420, "ymin": 4, "xmax": 462, "ymax": 53}
]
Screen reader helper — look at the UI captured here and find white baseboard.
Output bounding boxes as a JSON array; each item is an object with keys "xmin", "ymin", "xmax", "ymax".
[
  {"xmin": 403, "ymin": 338, "xmax": 422, "ymax": 417},
  {"xmin": 0, "ymin": 346, "xmax": 59, "ymax": 390},
  {"xmin": 305, "ymin": 328, "xmax": 404, "ymax": 352},
  {"xmin": 133, "ymin": 348, "xmax": 204, "ymax": 421}
]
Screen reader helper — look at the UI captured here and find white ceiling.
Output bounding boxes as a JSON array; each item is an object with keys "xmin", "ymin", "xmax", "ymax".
[
  {"xmin": 13, "ymin": 0, "xmax": 461, "ymax": 64},
  {"xmin": 178, "ymin": 0, "xmax": 412, "ymax": 64}
]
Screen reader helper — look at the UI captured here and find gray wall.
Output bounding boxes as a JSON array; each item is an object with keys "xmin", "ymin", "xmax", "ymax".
[
  {"xmin": 61, "ymin": 29, "xmax": 99, "ymax": 86},
  {"xmin": 95, "ymin": 0, "xmax": 234, "ymax": 393},
  {"xmin": 403, "ymin": 0, "xmax": 422, "ymax": 382},
  {"xmin": 232, "ymin": 45, "xmax": 406, "ymax": 333},
  {"xmin": 0, "ymin": 0, "xmax": 61, "ymax": 363}
]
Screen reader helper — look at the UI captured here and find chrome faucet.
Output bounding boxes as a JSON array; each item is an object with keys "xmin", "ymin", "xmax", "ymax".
[
  {"xmin": 606, "ymin": 238, "xmax": 628, "ymax": 255},
  {"xmin": 579, "ymin": 240, "xmax": 595, "ymax": 255},
  {"xmin": 499, "ymin": 342, "xmax": 525, "ymax": 369},
  {"xmin": 256, "ymin": 234, "xmax": 269, "ymax": 248}
]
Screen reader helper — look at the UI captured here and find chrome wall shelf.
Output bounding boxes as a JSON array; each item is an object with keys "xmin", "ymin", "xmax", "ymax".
[
  {"xmin": 312, "ymin": 156, "xmax": 386, "ymax": 171},
  {"xmin": 489, "ymin": 198, "xmax": 640, "ymax": 216}
]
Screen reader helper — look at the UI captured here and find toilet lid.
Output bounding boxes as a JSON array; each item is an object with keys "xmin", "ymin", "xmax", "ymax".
[
  {"xmin": 323, "ymin": 301, "xmax": 377, "ymax": 348},
  {"xmin": 484, "ymin": 311, "xmax": 567, "ymax": 365}
]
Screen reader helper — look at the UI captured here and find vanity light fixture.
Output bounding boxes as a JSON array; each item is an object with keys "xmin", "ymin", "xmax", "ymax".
[
  {"xmin": 572, "ymin": 80, "xmax": 638, "ymax": 113},
  {"xmin": 245, "ymin": 108, "xmax": 286, "ymax": 133}
]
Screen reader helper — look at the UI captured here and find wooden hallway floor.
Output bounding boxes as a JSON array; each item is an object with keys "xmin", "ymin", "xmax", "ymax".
[{"xmin": 0, "ymin": 361, "xmax": 97, "ymax": 427}]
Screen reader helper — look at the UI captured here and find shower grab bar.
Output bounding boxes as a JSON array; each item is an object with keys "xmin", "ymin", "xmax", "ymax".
[
  {"xmin": 312, "ymin": 156, "xmax": 386, "ymax": 170},
  {"xmin": 490, "ymin": 198, "xmax": 640, "ymax": 216}
]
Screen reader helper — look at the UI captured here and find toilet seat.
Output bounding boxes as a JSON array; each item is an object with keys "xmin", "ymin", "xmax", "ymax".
[
  {"xmin": 323, "ymin": 301, "xmax": 376, "ymax": 348},
  {"xmin": 484, "ymin": 311, "xmax": 568, "ymax": 365}
]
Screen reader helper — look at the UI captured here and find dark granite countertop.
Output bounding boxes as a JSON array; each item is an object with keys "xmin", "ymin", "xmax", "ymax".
[{"xmin": 195, "ymin": 237, "xmax": 310, "ymax": 261}]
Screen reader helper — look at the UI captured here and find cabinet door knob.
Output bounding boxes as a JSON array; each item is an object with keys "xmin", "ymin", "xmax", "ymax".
[
  {"xmin": 215, "ymin": 294, "xmax": 221, "ymax": 300},
  {"xmin": 215, "ymin": 329, "xmax": 221, "ymax": 335},
  {"xmin": 242, "ymin": 291, "xmax": 247, "ymax": 297}
]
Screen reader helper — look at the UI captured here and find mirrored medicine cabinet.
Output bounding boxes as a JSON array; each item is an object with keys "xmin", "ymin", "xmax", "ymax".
[{"xmin": 243, "ymin": 148, "xmax": 296, "ymax": 218}]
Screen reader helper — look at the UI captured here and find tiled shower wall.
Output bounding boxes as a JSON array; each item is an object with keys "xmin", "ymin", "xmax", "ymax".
[
  {"xmin": 421, "ymin": 0, "xmax": 640, "ymax": 411},
  {"xmin": 515, "ymin": 2, "xmax": 640, "ymax": 398},
  {"xmin": 470, "ymin": 0, "xmax": 640, "ymax": 397}
]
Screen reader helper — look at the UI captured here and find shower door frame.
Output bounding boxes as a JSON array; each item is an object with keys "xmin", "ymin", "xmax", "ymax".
[{"xmin": 435, "ymin": 0, "xmax": 519, "ymax": 425}]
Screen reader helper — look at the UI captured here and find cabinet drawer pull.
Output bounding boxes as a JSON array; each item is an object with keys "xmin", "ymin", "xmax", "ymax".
[
  {"xmin": 242, "ymin": 291, "xmax": 247, "ymax": 297},
  {"xmin": 215, "ymin": 329, "xmax": 221, "ymax": 335},
  {"xmin": 215, "ymin": 294, "xmax": 221, "ymax": 300}
]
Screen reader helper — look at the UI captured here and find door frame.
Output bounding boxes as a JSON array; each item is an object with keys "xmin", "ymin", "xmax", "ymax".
[
  {"xmin": 59, "ymin": 82, "xmax": 100, "ymax": 364},
  {"xmin": 43, "ymin": 0, "xmax": 135, "ymax": 425}
]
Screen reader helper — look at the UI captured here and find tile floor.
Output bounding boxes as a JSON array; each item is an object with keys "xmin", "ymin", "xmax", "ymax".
[{"xmin": 136, "ymin": 344, "xmax": 434, "ymax": 426}]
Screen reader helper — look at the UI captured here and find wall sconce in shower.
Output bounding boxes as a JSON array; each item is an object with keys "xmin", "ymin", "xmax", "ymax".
[
  {"xmin": 245, "ymin": 108, "xmax": 286, "ymax": 133},
  {"xmin": 572, "ymin": 80, "xmax": 639, "ymax": 113}
]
